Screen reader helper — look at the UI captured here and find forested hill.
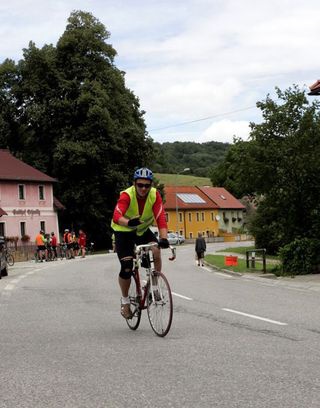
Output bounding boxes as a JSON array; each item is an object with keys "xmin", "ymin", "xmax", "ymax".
[{"xmin": 150, "ymin": 141, "xmax": 230, "ymax": 177}]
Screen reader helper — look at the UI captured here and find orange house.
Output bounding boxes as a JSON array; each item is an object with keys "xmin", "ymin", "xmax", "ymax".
[
  {"xmin": 163, "ymin": 186, "xmax": 219, "ymax": 239},
  {"xmin": 163, "ymin": 185, "xmax": 245, "ymax": 239},
  {"xmin": 198, "ymin": 186, "xmax": 245, "ymax": 235}
]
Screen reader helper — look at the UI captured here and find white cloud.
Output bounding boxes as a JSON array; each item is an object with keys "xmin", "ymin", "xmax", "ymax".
[
  {"xmin": 1, "ymin": 0, "xmax": 320, "ymax": 144},
  {"xmin": 200, "ymin": 120, "xmax": 251, "ymax": 144}
]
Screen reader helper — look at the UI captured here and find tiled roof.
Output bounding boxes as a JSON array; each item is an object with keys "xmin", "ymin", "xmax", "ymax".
[
  {"xmin": 0, "ymin": 150, "xmax": 56, "ymax": 182},
  {"xmin": 0, "ymin": 207, "xmax": 8, "ymax": 216},
  {"xmin": 198, "ymin": 186, "xmax": 245, "ymax": 209},
  {"xmin": 164, "ymin": 186, "xmax": 218, "ymax": 210},
  {"xmin": 308, "ymin": 80, "xmax": 320, "ymax": 96},
  {"xmin": 53, "ymin": 197, "xmax": 65, "ymax": 210}
]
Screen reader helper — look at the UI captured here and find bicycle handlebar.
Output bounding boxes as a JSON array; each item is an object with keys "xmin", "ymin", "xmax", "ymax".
[{"xmin": 135, "ymin": 242, "xmax": 176, "ymax": 261}]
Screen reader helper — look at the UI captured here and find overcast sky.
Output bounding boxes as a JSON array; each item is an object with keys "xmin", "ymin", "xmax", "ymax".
[{"xmin": 1, "ymin": 0, "xmax": 320, "ymax": 144}]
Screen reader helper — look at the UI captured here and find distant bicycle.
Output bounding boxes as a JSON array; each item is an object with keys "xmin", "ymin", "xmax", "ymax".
[
  {"xmin": 58, "ymin": 243, "xmax": 71, "ymax": 260},
  {"xmin": 125, "ymin": 242, "xmax": 175, "ymax": 337},
  {"xmin": 86, "ymin": 242, "xmax": 94, "ymax": 255},
  {"xmin": 4, "ymin": 247, "xmax": 14, "ymax": 266},
  {"xmin": 33, "ymin": 249, "xmax": 45, "ymax": 263}
]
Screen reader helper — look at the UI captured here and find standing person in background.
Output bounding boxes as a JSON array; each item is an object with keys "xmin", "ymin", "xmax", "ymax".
[
  {"xmin": 195, "ymin": 232, "xmax": 206, "ymax": 266},
  {"xmin": 44, "ymin": 233, "xmax": 51, "ymax": 261},
  {"xmin": 78, "ymin": 229, "xmax": 87, "ymax": 258},
  {"xmin": 35, "ymin": 230, "xmax": 46, "ymax": 262},
  {"xmin": 63, "ymin": 229, "xmax": 74, "ymax": 259},
  {"xmin": 71, "ymin": 231, "xmax": 79, "ymax": 257},
  {"xmin": 50, "ymin": 232, "xmax": 57, "ymax": 260}
]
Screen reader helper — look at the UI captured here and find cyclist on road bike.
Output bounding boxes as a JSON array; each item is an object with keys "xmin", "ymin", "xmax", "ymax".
[{"xmin": 111, "ymin": 167, "xmax": 169, "ymax": 319}]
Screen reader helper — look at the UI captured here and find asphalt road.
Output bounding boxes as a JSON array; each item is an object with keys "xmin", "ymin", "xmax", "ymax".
[{"xmin": 1, "ymin": 243, "xmax": 320, "ymax": 408}]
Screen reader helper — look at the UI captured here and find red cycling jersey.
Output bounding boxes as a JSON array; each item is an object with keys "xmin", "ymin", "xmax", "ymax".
[
  {"xmin": 51, "ymin": 235, "xmax": 57, "ymax": 246},
  {"xmin": 78, "ymin": 233, "xmax": 86, "ymax": 247},
  {"xmin": 112, "ymin": 190, "xmax": 167, "ymax": 230}
]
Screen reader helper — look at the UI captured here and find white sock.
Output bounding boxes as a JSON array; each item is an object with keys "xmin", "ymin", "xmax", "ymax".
[{"xmin": 121, "ymin": 296, "xmax": 130, "ymax": 304}]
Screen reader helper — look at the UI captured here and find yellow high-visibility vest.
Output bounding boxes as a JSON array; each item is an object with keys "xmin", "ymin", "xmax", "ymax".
[{"xmin": 111, "ymin": 185, "xmax": 156, "ymax": 236}]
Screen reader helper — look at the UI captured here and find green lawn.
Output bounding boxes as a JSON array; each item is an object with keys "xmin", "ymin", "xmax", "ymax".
[
  {"xmin": 216, "ymin": 246, "xmax": 255, "ymax": 255},
  {"xmin": 154, "ymin": 173, "xmax": 211, "ymax": 186},
  {"xmin": 216, "ymin": 246, "xmax": 279, "ymax": 261},
  {"xmin": 205, "ymin": 254, "xmax": 277, "ymax": 274}
]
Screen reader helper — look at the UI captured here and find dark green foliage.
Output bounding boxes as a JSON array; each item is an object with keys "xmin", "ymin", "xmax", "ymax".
[
  {"xmin": 151, "ymin": 141, "xmax": 230, "ymax": 177},
  {"xmin": 0, "ymin": 11, "xmax": 152, "ymax": 247},
  {"xmin": 278, "ymin": 238, "xmax": 320, "ymax": 276},
  {"xmin": 210, "ymin": 86, "xmax": 320, "ymax": 268}
]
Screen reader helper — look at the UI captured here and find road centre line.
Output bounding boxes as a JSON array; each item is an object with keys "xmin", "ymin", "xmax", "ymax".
[
  {"xmin": 141, "ymin": 279, "xmax": 192, "ymax": 300},
  {"xmin": 212, "ymin": 271, "xmax": 233, "ymax": 278},
  {"xmin": 222, "ymin": 308, "xmax": 288, "ymax": 326},
  {"xmin": 172, "ymin": 292, "xmax": 193, "ymax": 301},
  {"xmin": 4, "ymin": 284, "xmax": 15, "ymax": 291}
]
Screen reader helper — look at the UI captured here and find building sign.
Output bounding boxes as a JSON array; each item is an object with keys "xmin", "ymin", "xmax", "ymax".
[{"xmin": 12, "ymin": 209, "xmax": 41, "ymax": 216}]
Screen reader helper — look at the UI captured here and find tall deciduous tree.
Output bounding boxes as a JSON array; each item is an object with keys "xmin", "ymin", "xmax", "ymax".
[
  {"xmin": 0, "ymin": 11, "xmax": 153, "ymax": 245},
  {"xmin": 211, "ymin": 86, "xmax": 320, "ymax": 253}
]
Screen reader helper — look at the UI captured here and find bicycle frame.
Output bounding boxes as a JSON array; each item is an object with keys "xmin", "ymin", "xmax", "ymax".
[{"xmin": 132, "ymin": 242, "xmax": 175, "ymax": 310}]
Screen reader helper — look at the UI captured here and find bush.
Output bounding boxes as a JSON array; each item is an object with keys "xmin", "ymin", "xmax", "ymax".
[
  {"xmin": 21, "ymin": 234, "xmax": 31, "ymax": 242},
  {"xmin": 278, "ymin": 238, "xmax": 320, "ymax": 276}
]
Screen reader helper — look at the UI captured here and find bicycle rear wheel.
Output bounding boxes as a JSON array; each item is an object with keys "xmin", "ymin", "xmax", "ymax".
[
  {"xmin": 147, "ymin": 271, "xmax": 173, "ymax": 337},
  {"xmin": 126, "ymin": 274, "xmax": 142, "ymax": 330},
  {"xmin": 6, "ymin": 253, "xmax": 14, "ymax": 266}
]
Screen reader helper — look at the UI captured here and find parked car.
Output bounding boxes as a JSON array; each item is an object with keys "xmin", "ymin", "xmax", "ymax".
[
  {"xmin": 0, "ymin": 236, "xmax": 8, "ymax": 278},
  {"xmin": 177, "ymin": 234, "xmax": 185, "ymax": 244},
  {"xmin": 167, "ymin": 232, "xmax": 179, "ymax": 245}
]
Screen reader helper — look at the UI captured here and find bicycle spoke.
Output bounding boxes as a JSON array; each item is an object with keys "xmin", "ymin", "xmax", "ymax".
[
  {"xmin": 126, "ymin": 275, "xmax": 142, "ymax": 330},
  {"xmin": 147, "ymin": 271, "xmax": 173, "ymax": 337},
  {"xmin": 6, "ymin": 253, "xmax": 14, "ymax": 266}
]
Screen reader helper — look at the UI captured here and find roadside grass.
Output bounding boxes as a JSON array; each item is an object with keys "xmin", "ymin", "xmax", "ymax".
[
  {"xmin": 216, "ymin": 246, "xmax": 255, "ymax": 255},
  {"xmin": 205, "ymin": 254, "xmax": 277, "ymax": 274},
  {"xmin": 216, "ymin": 246, "xmax": 279, "ymax": 261},
  {"xmin": 154, "ymin": 173, "xmax": 211, "ymax": 186}
]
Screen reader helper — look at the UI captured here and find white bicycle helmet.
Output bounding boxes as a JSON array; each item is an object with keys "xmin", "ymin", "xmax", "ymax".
[{"xmin": 133, "ymin": 167, "xmax": 153, "ymax": 180}]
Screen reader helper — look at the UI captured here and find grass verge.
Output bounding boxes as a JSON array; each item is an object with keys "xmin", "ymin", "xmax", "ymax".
[
  {"xmin": 205, "ymin": 254, "xmax": 277, "ymax": 274},
  {"xmin": 216, "ymin": 246, "xmax": 280, "ymax": 261}
]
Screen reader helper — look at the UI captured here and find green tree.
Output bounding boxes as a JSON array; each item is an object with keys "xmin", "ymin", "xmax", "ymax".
[
  {"xmin": 0, "ymin": 11, "xmax": 153, "ymax": 246},
  {"xmin": 151, "ymin": 140, "xmax": 229, "ymax": 176},
  {"xmin": 210, "ymin": 86, "xmax": 320, "ymax": 254},
  {"xmin": 0, "ymin": 59, "xmax": 20, "ymax": 150}
]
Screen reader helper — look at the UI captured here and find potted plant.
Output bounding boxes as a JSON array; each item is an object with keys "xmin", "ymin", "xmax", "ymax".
[{"xmin": 21, "ymin": 234, "xmax": 31, "ymax": 243}]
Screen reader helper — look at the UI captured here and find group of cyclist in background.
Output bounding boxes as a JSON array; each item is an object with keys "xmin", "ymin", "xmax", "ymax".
[{"xmin": 35, "ymin": 229, "xmax": 88, "ymax": 262}]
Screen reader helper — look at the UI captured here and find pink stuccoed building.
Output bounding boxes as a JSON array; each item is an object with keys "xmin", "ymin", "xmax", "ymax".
[{"xmin": 0, "ymin": 149, "xmax": 63, "ymax": 243}]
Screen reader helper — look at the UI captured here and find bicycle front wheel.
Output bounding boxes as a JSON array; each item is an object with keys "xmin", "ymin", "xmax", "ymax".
[
  {"xmin": 126, "ymin": 275, "xmax": 142, "ymax": 331},
  {"xmin": 147, "ymin": 271, "xmax": 173, "ymax": 337},
  {"xmin": 6, "ymin": 253, "xmax": 14, "ymax": 266}
]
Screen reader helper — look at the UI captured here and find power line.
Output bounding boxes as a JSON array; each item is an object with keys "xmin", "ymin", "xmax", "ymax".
[{"xmin": 148, "ymin": 106, "xmax": 256, "ymax": 132}]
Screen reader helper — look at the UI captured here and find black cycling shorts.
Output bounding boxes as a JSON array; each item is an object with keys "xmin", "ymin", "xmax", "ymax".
[{"xmin": 114, "ymin": 229, "xmax": 158, "ymax": 260}]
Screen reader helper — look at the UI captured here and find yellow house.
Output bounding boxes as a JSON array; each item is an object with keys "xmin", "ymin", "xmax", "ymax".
[{"xmin": 163, "ymin": 186, "xmax": 220, "ymax": 239}]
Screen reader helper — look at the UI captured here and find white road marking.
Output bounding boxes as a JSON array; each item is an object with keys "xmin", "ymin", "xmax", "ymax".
[
  {"xmin": 172, "ymin": 292, "xmax": 193, "ymax": 301},
  {"xmin": 141, "ymin": 279, "xmax": 192, "ymax": 301},
  {"xmin": 4, "ymin": 284, "xmax": 15, "ymax": 291},
  {"xmin": 222, "ymin": 308, "xmax": 288, "ymax": 326},
  {"xmin": 213, "ymin": 271, "xmax": 233, "ymax": 278}
]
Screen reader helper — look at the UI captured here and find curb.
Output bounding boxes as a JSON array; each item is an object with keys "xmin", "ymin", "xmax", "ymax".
[{"xmin": 203, "ymin": 261, "xmax": 277, "ymax": 279}]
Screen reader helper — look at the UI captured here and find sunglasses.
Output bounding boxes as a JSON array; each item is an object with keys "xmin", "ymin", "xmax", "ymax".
[{"xmin": 136, "ymin": 183, "xmax": 152, "ymax": 189}]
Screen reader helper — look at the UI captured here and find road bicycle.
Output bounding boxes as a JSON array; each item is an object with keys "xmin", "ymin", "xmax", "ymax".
[
  {"xmin": 4, "ymin": 247, "xmax": 14, "ymax": 266},
  {"xmin": 86, "ymin": 242, "xmax": 94, "ymax": 255},
  {"xmin": 58, "ymin": 243, "xmax": 72, "ymax": 260},
  {"xmin": 125, "ymin": 242, "xmax": 176, "ymax": 337}
]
